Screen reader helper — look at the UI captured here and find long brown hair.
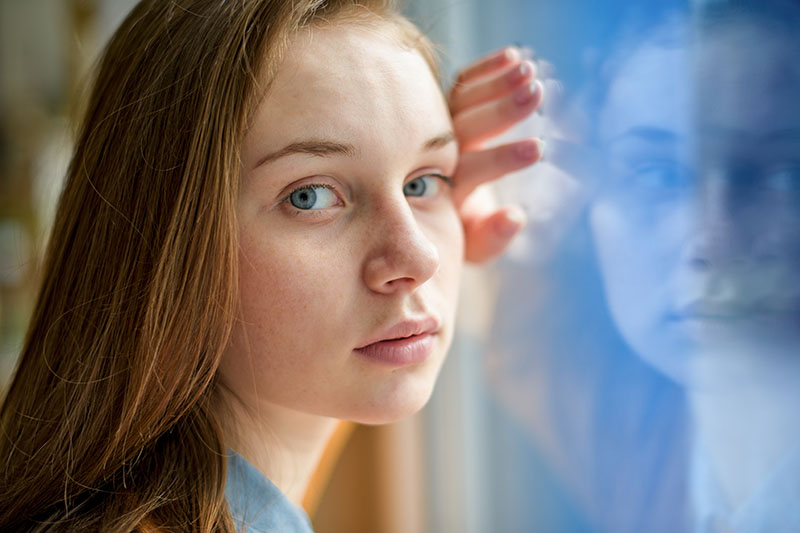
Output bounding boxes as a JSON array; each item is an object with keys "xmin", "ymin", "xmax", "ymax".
[{"xmin": 0, "ymin": 1, "xmax": 436, "ymax": 530}]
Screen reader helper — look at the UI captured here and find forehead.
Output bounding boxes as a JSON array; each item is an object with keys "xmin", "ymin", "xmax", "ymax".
[
  {"xmin": 243, "ymin": 23, "xmax": 449, "ymax": 155},
  {"xmin": 598, "ymin": 43, "xmax": 691, "ymax": 143},
  {"xmin": 696, "ymin": 24, "xmax": 800, "ymax": 132},
  {"xmin": 599, "ymin": 22, "xmax": 800, "ymax": 146}
]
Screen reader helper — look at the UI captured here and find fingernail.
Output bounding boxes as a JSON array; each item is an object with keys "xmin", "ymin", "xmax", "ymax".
[
  {"xmin": 513, "ymin": 82, "xmax": 533, "ymax": 105},
  {"xmin": 508, "ymin": 62, "xmax": 526, "ymax": 84},
  {"xmin": 507, "ymin": 207, "xmax": 527, "ymax": 226},
  {"xmin": 498, "ymin": 209, "xmax": 527, "ymax": 236},
  {"xmin": 497, "ymin": 218, "xmax": 520, "ymax": 237},
  {"xmin": 514, "ymin": 80, "xmax": 541, "ymax": 106},
  {"xmin": 508, "ymin": 60, "xmax": 536, "ymax": 85},
  {"xmin": 536, "ymin": 138, "xmax": 546, "ymax": 160},
  {"xmin": 501, "ymin": 46, "xmax": 520, "ymax": 63},
  {"xmin": 516, "ymin": 139, "xmax": 540, "ymax": 160}
]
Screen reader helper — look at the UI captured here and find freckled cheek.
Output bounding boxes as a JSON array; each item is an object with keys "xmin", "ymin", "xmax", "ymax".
[
  {"xmin": 589, "ymin": 203, "xmax": 665, "ymax": 315},
  {"xmin": 233, "ymin": 232, "xmax": 354, "ymax": 363}
]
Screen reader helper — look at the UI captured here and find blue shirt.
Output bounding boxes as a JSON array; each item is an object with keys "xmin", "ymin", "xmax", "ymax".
[
  {"xmin": 225, "ymin": 451, "xmax": 315, "ymax": 533},
  {"xmin": 692, "ymin": 442, "xmax": 800, "ymax": 532}
]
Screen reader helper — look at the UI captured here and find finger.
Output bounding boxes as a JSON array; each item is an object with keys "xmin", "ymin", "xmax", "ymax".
[
  {"xmin": 454, "ymin": 138, "xmax": 543, "ymax": 203},
  {"xmin": 464, "ymin": 206, "xmax": 527, "ymax": 263},
  {"xmin": 454, "ymin": 47, "xmax": 521, "ymax": 87},
  {"xmin": 454, "ymin": 80, "xmax": 544, "ymax": 152},
  {"xmin": 450, "ymin": 60, "xmax": 537, "ymax": 116}
]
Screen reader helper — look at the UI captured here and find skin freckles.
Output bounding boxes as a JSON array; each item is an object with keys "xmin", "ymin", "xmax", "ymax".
[
  {"xmin": 218, "ymin": 24, "xmax": 464, "ymax": 427},
  {"xmin": 212, "ymin": 27, "xmax": 540, "ymax": 505}
]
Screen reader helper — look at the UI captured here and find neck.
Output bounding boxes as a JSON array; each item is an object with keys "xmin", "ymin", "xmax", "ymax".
[
  {"xmin": 689, "ymin": 371, "xmax": 800, "ymax": 509},
  {"xmin": 215, "ymin": 386, "xmax": 339, "ymax": 506}
]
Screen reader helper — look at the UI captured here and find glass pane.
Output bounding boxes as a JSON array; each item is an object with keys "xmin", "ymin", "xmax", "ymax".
[{"xmin": 419, "ymin": 0, "xmax": 800, "ymax": 530}]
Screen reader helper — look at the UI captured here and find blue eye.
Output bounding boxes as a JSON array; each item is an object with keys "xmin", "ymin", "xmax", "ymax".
[
  {"xmin": 288, "ymin": 185, "xmax": 338, "ymax": 210},
  {"xmin": 403, "ymin": 174, "xmax": 448, "ymax": 197},
  {"xmin": 631, "ymin": 162, "xmax": 693, "ymax": 189}
]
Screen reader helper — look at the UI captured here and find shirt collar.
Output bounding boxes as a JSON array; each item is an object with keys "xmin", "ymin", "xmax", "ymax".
[
  {"xmin": 225, "ymin": 450, "xmax": 315, "ymax": 533},
  {"xmin": 691, "ymin": 441, "xmax": 800, "ymax": 532}
]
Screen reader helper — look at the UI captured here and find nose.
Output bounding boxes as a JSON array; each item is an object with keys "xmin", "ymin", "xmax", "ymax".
[
  {"xmin": 681, "ymin": 170, "xmax": 753, "ymax": 269},
  {"xmin": 362, "ymin": 197, "xmax": 440, "ymax": 294}
]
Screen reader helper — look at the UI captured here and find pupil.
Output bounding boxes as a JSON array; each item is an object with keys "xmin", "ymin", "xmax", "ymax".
[
  {"xmin": 291, "ymin": 188, "xmax": 317, "ymax": 209},
  {"xmin": 405, "ymin": 178, "xmax": 425, "ymax": 196}
]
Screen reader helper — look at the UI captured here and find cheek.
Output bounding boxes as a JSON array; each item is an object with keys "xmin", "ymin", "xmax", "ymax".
[
  {"xmin": 231, "ymin": 225, "xmax": 355, "ymax": 368},
  {"xmin": 590, "ymin": 201, "xmax": 650, "ymax": 287},
  {"xmin": 240, "ymin": 248, "xmax": 341, "ymax": 322},
  {"xmin": 590, "ymin": 196, "xmax": 689, "ymax": 280},
  {"xmin": 589, "ymin": 201, "xmax": 672, "ymax": 331}
]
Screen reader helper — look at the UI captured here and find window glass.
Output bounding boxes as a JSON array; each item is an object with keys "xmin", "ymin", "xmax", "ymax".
[{"xmin": 416, "ymin": 1, "xmax": 800, "ymax": 531}]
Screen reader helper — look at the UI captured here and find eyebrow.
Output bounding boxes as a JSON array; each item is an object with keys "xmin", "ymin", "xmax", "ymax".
[
  {"xmin": 253, "ymin": 140, "xmax": 357, "ymax": 169},
  {"xmin": 424, "ymin": 131, "xmax": 456, "ymax": 150},
  {"xmin": 252, "ymin": 131, "xmax": 456, "ymax": 170},
  {"xmin": 608, "ymin": 126, "xmax": 681, "ymax": 147}
]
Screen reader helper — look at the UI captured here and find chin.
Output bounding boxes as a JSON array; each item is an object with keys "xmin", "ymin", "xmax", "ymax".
[
  {"xmin": 346, "ymin": 375, "xmax": 437, "ymax": 426},
  {"xmin": 631, "ymin": 336, "xmax": 743, "ymax": 390}
]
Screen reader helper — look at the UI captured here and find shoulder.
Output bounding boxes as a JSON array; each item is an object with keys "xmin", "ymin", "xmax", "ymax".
[{"xmin": 226, "ymin": 451, "xmax": 315, "ymax": 533}]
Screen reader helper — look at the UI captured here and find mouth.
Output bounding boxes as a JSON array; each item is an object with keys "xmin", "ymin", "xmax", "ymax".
[
  {"xmin": 669, "ymin": 310, "xmax": 749, "ymax": 322},
  {"xmin": 666, "ymin": 300, "xmax": 792, "ymax": 325},
  {"xmin": 354, "ymin": 317, "xmax": 441, "ymax": 366}
]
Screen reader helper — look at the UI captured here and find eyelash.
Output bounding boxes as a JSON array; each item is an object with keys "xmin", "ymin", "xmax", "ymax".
[
  {"xmin": 426, "ymin": 173, "xmax": 455, "ymax": 188},
  {"xmin": 279, "ymin": 183, "xmax": 338, "ymax": 216},
  {"xmin": 284, "ymin": 183, "xmax": 336, "ymax": 197},
  {"xmin": 279, "ymin": 173, "xmax": 455, "ymax": 216}
]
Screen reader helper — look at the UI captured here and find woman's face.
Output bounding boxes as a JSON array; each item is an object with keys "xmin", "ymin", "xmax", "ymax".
[
  {"xmin": 218, "ymin": 24, "xmax": 463, "ymax": 424},
  {"xmin": 589, "ymin": 23, "xmax": 800, "ymax": 387}
]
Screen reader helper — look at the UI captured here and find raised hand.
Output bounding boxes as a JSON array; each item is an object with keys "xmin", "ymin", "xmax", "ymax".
[{"xmin": 449, "ymin": 47, "xmax": 545, "ymax": 263}]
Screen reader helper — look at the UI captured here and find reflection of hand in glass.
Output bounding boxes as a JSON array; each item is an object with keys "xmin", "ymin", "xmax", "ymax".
[{"xmin": 491, "ymin": 64, "xmax": 594, "ymax": 265}]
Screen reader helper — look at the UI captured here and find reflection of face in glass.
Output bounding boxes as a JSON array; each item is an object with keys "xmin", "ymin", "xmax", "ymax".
[{"xmin": 589, "ymin": 18, "xmax": 800, "ymax": 387}]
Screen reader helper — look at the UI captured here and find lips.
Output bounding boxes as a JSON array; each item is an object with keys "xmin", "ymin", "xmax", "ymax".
[
  {"xmin": 356, "ymin": 316, "xmax": 440, "ymax": 348},
  {"xmin": 669, "ymin": 302, "xmax": 751, "ymax": 321},
  {"xmin": 354, "ymin": 316, "xmax": 441, "ymax": 366},
  {"xmin": 668, "ymin": 299, "xmax": 784, "ymax": 322}
]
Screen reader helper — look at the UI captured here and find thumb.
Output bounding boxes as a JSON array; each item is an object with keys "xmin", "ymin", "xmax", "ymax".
[{"xmin": 464, "ymin": 206, "xmax": 527, "ymax": 263}]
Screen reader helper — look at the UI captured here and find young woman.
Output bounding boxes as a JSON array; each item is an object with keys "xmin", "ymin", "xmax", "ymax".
[{"xmin": 0, "ymin": 0, "xmax": 543, "ymax": 531}]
